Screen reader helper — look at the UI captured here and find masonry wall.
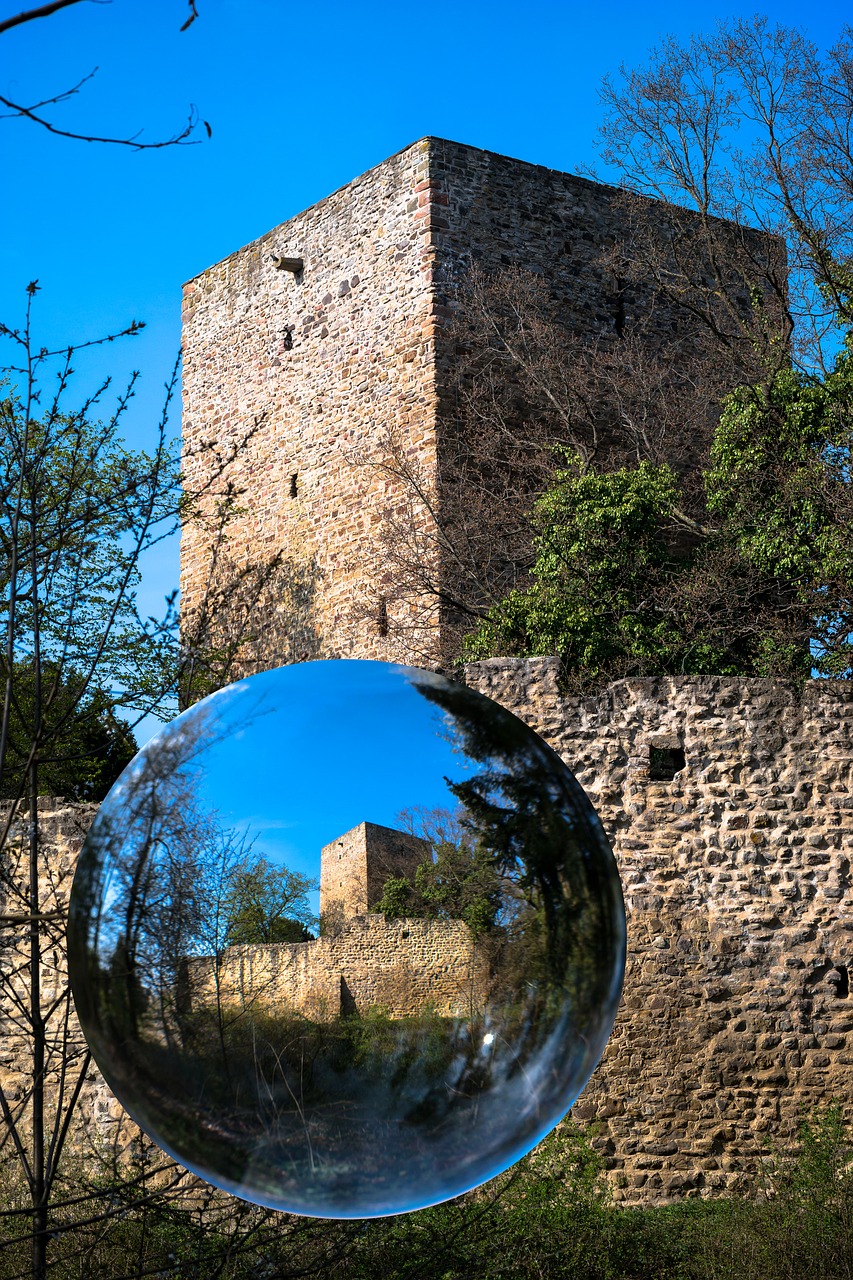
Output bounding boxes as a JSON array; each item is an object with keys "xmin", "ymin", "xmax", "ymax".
[
  {"xmin": 0, "ymin": 801, "xmax": 130, "ymax": 1152},
  {"xmin": 181, "ymin": 138, "xmax": 441, "ymax": 666},
  {"xmin": 464, "ymin": 658, "xmax": 853, "ymax": 1203},
  {"xmin": 182, "ymin": 138, "xmax": 755, "ymax": 669},
  {"xmin": 3, "ymin": 670, "xmax": 852, "ymax": 1204},
  {"xmin": 186, "ymin": 914, "xmax": 485, "ymax": 1022}
]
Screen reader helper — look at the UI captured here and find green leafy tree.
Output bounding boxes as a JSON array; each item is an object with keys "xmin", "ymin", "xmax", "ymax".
[
  {"xmin": 375, "ymin": 834, "xmax": 503, "ymax": 938},
  {"xmin": 414, "ymin": 840, "xmax": 504, "ymax": 937},
  {"xmin": 223, "ymin": 857, "xmax": 317, "ymax": 945},
  {"xmin": 707, "ymin": 356, "xmax": 853, "ymax": 676},
  {"xmin": 0, "ymin": 661, "xmax": 137, "ymax": 801},
  {"xmin": 465, "ymin": 458, "xmax": 685, "ymax": 681},
  {"xmin": 405, "ymin": 677, "xmax": 624, "ymax": 1005},
  {"xmin": 466, "ymin": 349, "xmax": 853, "ymax": 683}
]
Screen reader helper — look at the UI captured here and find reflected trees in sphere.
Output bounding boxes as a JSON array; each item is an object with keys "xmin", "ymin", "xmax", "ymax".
[{"xmin": 67, "ymin": 660, "xmax": 625, "ymax": 1217}]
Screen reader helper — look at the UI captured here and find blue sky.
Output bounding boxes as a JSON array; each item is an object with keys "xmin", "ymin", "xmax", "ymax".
[{"xmin": 2, "ymin": 0, "xmax": 849, "ymax": 739}]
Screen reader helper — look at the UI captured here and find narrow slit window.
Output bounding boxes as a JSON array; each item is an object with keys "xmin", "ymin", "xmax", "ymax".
[
  {"xmin": 649, "ymin": 745, "xmax": 686, "ymax": 782},
  {"xmin": 377, "ymin": 596, "xmax": 388, "ymax": 637},
  {"xmin": 289, "ymin": 473, "xmax": 298, "ymax": 498},
  {"xmin": 611, "ymin": 274, "xmax": 626, "ymax": 337}
]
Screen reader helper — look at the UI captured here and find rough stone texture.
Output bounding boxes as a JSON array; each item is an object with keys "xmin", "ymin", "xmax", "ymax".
[
  {"xmin": 0, "ymin": 801, "xmax": 131, "ymax": 1151},
  {"xmin": 320, "ymin": 820, "xmax": 429, "ymax": 921},
  {"xmin": 186, "ymin": 914, "xmax": 485, "ymax": 1023},
  {"xmin": 3, "ymin": 668, "xmax": 852, "ymax": 1207},
  {"xmin": 181, "ymin": 137, "xmax": 756, "ymax": 668},
  {"xmin": 181, "ymin": 138, "xmax": 440, "ymax": 665},
  {"xmin": 464, "ymin": 657, "xmax": 853, "ymax": 1203}
]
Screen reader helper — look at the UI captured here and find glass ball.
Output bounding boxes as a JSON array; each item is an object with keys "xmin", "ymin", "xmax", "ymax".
[{"xmin": 68, "ymin": 661, "xmax": 625, "ymax": 1217}]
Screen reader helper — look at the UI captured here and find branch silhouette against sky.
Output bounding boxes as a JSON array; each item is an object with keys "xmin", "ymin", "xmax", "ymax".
[{"xmin": 0, "ymin": 0, "xmax": 207, "ymax": 147}]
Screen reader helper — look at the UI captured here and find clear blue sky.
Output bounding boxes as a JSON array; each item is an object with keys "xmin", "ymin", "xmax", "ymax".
[{"xmin": 2, "ymin": 0, "xmax": 848, "ymax": 737}]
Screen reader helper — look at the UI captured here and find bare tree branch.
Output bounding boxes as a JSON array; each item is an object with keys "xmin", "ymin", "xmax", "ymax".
[
  {"xmin": 0, "ymin": 0, "xmax": 208, "ymax": 148},
  {"xmin": 0, "ymin": 0, "xmax": 87, "ymax": 39}
]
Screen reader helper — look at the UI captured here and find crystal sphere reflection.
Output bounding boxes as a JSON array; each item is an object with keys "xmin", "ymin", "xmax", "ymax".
[{"xmin": 68, "ymin": 661, "xmax": 625, "ymax": 1217}]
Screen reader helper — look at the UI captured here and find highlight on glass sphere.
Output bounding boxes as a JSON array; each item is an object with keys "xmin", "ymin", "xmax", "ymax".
[{"xmin": 68, "ymin": 660, "xmax": 625, "ymax": 1218}]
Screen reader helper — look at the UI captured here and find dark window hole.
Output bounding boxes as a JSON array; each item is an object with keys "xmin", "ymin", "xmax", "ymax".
[
  {"xmin": 289, "ymin": 473, "xmax": 298, "ymax": 498},
  {"xmin": 377, "ymin": 597, "xmax": 388, "ymax": 638},
  {"xmin": 611, "ymin": 274, "xmax": 627, "ymax": 337},
  {"xmin": 649, "ymin": 746, "xmax": 686, "ymax": 782}
]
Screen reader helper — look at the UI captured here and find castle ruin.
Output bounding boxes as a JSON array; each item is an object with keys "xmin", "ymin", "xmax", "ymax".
[
  {"xmin": 186, "ymin": 820, "xmax": 487, "ymax": 1023},
  {"xmin": 1, "ymin": 140, "xmax": 847, "ymax": 1208},
  {"xmin": 177, "ymin": 138, "xmax": 852, "ymax": 1201}
]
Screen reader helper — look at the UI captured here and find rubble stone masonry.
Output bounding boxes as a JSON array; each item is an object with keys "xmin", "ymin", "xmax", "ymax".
[
  {"xmin": 181, "ymin": 138, "xmax": 749, "ymax": 667},
  {"xmin": 185, "ymin": 914, "xmax": 485, "ymax": 1024},
  {"xmin": 464, "ymin": 658, "xmax": 853, "ymax": 1203},
  {"xmin": 2, "ymin": 663, "xmax": 851, "ymax": 1202}
]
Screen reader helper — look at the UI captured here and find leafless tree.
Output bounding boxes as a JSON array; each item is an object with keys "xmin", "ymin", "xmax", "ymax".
[
  {"xmin": 178, "ymin": 511, "xmax": 325, "ymax": 707},
  {"xmin": 371, "ymin": 20, "xmax": 853, "ymax": 671},
  {"xmin": 0, "ymin": 285, "xmax": 322, "ymax": 1277},
  {"xmin": 367, "ymin": 261, "xmax": 733, "ymax": 667},
  {"xmin": 596, "ymin": 17, "xmax": 853, "ymax": 375}
]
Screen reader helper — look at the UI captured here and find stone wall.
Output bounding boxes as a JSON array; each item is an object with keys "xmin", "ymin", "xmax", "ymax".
[
  {"xmin": 181, "ymin": 138, "xmax": 441, "ymax": 666},
  {"xmin": 464, "ymin": 657, "xmax": 853, "ymax": 1203},
  {"xmin": 0, "ymin": 801, "xmax": 130, "ymax": 1153},
  {"xmin": 185, "ymin": 914, "xmax": 485, "ymax": 1022},
  {"xmin": 181, "ymin": 138, "xmax": 759, "ymax": 668},
  {"xmin": 3, "ymin": 668, "xmax": 852, "ymax": 1205}
]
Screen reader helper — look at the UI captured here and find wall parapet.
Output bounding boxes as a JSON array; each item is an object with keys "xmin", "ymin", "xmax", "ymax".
[{"xmin": 184, "ymin": 912, "xmax": 486, "ymax": 1023}]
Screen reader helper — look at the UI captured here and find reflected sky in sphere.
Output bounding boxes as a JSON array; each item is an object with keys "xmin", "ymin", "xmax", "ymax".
[
  {"xmin": 68, "ymin": 660, "xmax": 626, "ymax": 1217},
  {"xmin": 183, "ymin": 661, "xmax": 479, "ymax": 915}
]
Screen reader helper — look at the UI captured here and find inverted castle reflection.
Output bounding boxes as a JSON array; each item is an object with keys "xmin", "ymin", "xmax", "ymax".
[{"xmin": 68, "ymin": 661, "xmax": 625, "ymax": 1218}]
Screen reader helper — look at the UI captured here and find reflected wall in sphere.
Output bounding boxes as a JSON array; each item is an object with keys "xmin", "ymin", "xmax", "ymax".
[{"xmin": 68, "ymin": 661, "xmax": 626, "ymax": 1217}]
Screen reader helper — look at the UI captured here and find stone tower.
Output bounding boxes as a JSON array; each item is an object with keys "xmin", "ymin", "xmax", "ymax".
[
  {"xmin": 319, "ymin": 821, "xmax": 429, "ymax": 923},
  {"xmin": 180, "ymin": 137, "xmax": 761, "ymax": 668}
]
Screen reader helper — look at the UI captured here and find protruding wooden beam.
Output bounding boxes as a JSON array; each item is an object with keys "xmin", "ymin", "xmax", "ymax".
[{"xmin": 271, "ymin": 254, "xmax": 304, "ymax": 274}]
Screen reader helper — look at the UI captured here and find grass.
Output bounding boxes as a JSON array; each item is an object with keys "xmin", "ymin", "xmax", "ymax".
[{"xmin": 0, "ymin": 1106, "xmax": 850, "ymax": 1279}]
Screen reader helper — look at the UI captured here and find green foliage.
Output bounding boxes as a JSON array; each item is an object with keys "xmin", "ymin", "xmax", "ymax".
[
  {"xmin": 375, "ymin": 834, "xmax": 505, "ymax": 937},
  {"xmin": 415, "ymin": 839, "xmax": 504, "ymax": 936},
  {"xmin": 466, "ymin": 352, "xmax": 853, "ymax": 682},
  {"xmin": 2, "ymin": 1105, "xmax": 852, "ymax": 1278},
  {"xmin": 466, "ymin": 458, "xmax": 683, "ymax": 680},
  {"xmin": 374, "ymin": 874, "xmax": 414, "ymax": 920},
  {"xmin": 0, "ymin": 660, "xmax": 137, "ymax": 801},
  {"xmin": 222, "ymin": 856, "xmax": 317, "ymax": 945},
  {"xmin": 708, "ymin": 358, "xmax": 853, "ymax": 676},
  {"xmin": 0, "ymin": 401, "xmax": 180, "ymax": 704}
]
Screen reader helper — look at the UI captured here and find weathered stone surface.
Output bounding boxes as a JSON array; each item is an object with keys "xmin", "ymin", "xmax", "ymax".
[
  {"xmin": 3, "ymin": 665, "xmax": 852, "ymax": 1207},
  {"xmin": 186, "ymin": 914, "xmax": 485, "ymax": 1023},
  {"xmin": 0, "ymin": 801, "xmax": 129, "ymax": 1149},
  {"xmin": 464, "ymin": 658, "xmax": 853, "ymax": 1203},
  {"xmin": 181, "ymin": 137, "xmax": 745, "ymax": 668},
  {"xmin": 320, "ymin": 820, "xmax": 428, "ymax": 921}
]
